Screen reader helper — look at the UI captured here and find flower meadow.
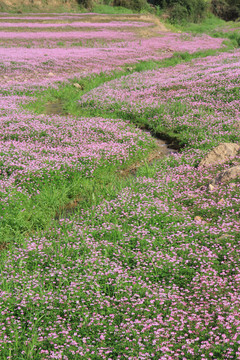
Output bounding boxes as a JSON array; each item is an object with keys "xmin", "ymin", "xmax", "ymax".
[
  {"xmin": 79, "ymin": 49, "xmax": 240, "ymax": 149},
  {"xmin": 0, "ymin": 12, "xmax": 240, "ymax": 360},
  {"xmin": 0, "ymin": 94, "xmax": 155, "ymax": 241},
  {"xmin": 1, "ymin": 150, "xmax": 240, "ymax": 359},
  {"xmin": 0, "ymin": 103, "xmax": 153, "ymax": 193},
  {"xmin": 0, "ymin": 13, "xmax": 225, "ymax": 90}
]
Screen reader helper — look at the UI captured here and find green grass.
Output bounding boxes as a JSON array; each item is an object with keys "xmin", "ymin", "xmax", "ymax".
[
  {"xmin": 0, "ymin": 141, "xmax": 239, "ymax": 358},
  {"xmin": 174, "ymin": 14, "xmax": 226, "ymax": 34},
  {"xmin": 172, "ymin": 14, "xmax": 240, "ymax": 48},
  {"xmin": 92, "ymin": 4, "xmax": 134, "ymax": 14}
]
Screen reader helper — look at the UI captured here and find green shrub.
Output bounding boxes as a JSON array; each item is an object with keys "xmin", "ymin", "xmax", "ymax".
[
  {"xmin": 169, "ymin": 0, "xmax": 207, "ymax": 24},
  {"xmin": 76, "ymin": 0, "xmax": 93, "ymax": 9},
  {"xmin": 92, "ymin": 4, "xmax": 134, "ymax": 13},
  {"xmin": 169, "ymin": 3, "xmax": 188, "ymax": 23},
  {"xmin": 211, "ymin": 0, "xmax": 240, "ymax": 20},
  {"xmin": 149, "ymin": 0, "xmax": 208, "ymax": 23},
  {"xmin": 113, "ymin": 0, "xmax": 150, "ymax": 11}
]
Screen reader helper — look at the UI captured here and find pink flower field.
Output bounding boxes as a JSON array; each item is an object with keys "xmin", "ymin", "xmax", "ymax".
[
  {"xmin": 0, "ymin": 12, "xmax": 239, "ymax": 360},
  {"xmin": 0, "ymin": 107, "xmax": 152, "ymax": 194},
  {"xmin": 80, "ymin": 50, "xmax": 240, "ymax": 148},
  {"xmin": 1, "ymin": 149, "xmax": 240, "ymax": 359},
  {"xmin": 0, "ymin": 13, "xmax": 225, "ymax": 88}
]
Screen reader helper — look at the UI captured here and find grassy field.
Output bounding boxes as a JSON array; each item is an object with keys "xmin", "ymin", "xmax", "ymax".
[{"xmin": 0, "ymin": 12, "xmax": 240, "ymax": 359}]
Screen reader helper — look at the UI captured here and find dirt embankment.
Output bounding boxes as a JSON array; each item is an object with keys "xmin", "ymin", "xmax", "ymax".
[{"xmin": 0, "ymin": 0, "xmax": 80, "ymax": 12}]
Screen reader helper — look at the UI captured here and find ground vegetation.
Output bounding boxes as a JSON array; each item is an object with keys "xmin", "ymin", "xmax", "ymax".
[{"xmin": 0, "ymin": 11, "xmax": 239, "ymax": 360}]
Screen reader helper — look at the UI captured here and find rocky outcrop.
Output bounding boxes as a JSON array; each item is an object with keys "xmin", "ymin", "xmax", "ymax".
[
  {"xmin": 199, "ymin": 143, "xmax": 240, "ymax": 167},
  {"xmin": 211, "ymin": 165, "xmax": 240, "ymax": 186}
]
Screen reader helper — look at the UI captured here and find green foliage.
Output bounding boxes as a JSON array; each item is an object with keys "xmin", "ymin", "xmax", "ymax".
[
  {"xmin": 170, "ymin": 3, "xmax": 189, "ymax": 23},
  {"xmin": 113, "ymin": 0, "xmax": 151, "ymax": 11},
  {"xmin": 172, "ymin": 14, "xmax": 240, "ymax": 49},
  {"xmin": 211, "ymin": 0, "xmax": 240, "ymax": 21},
  {"xmin": 171, "ymin": 0, "xmax": 208, "ymax": 23},
  {"xmin": 227, "ymin": 30, "xmax": 240, "ymax": 46},
  {"xmin": 76, "ymin": 0, "xmax": 94, "ymax": 10},
  {"xmin": 175, "ymin": 13, "xmax": 225, "ymax": 33},
  {"xmin": 92, "ymin": 4, "xmax": 134, "ymax": 13},
  {"xmin": 149, "ymin": 0, "xmax": 208, "ymax": 23},
  {"xmin": 213, "ymin": 29, "xmax": 240, "ymax": 46}
]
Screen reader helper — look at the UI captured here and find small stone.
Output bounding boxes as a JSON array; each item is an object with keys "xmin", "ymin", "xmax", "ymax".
[
  {"xmin": 73, "ymin": 83, "xmax": 83, "ymax": 89},
  {"xmin": 208, "ymin": 184, "xmax": 215, "ymax": 191},
  {"xmin": 194, "ymin": 216, "xmax": 203, "ymax": 222}
]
